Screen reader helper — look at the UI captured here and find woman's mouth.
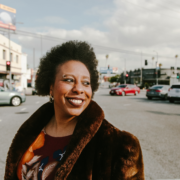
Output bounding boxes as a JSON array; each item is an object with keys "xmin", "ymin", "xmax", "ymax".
[{"xmin": 66, "ymin": 98, "xmax": 84, "ymax": 107}]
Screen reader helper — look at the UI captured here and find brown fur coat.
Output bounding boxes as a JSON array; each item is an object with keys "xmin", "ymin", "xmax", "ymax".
[{"xmin": 5, "ymin": 100, "xmax": 144, "ymax": 180}]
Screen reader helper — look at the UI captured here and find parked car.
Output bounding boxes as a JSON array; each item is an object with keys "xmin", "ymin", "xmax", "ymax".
[
  {"xmin": 0, "ymin": 86, "xmax": 26, "ymax": 106},
  {"xmin": 168, "ymin": 83, "xmax": 180, "ymax": 103},
  {"xmin": 146, "ymin": 85, "xmax": 170, "ymax": 100},
  {"xmin": 109, "ymin": 84, "xmax": 140, "ymax": 96}
]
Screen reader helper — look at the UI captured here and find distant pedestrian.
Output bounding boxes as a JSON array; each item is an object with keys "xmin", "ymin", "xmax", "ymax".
[{"xmin": 5, "ymin": 41, "xmax": 144, "ymax": 180}]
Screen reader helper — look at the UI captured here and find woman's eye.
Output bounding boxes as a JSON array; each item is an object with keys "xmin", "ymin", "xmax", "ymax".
[
  {"xmin": 64, "ymin": 78, "xmax": 74, "ymax": 82},
  {"xmin": 83, "ymin": 81, "xmax": 90, "ymax": 86}
]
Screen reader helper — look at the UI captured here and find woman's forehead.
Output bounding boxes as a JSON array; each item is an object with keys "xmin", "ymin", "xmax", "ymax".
[{"xmin": 57, "ymin": 60, "xmax": 90, "ymax": 77}]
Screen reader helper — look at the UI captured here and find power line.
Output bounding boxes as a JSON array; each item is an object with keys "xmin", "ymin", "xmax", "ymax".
[
  {"xmin": 164, "ymin": 0, "xmax": 180, "ymax": 9},
  {"xmin": 152, "ymin": 2, "xmax": 180, "ymax": 14},
  {"xmin": 123, "ymin": 0, "xmax": 180, "ymax": 21},
  {"xmin": 0, "ymin": 27, "xmax": 175, "ymax": 60}
]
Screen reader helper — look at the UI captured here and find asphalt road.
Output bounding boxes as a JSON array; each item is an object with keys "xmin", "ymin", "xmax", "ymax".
[{"xmin": 0, "ymin": 88, "xmax": 180, "ymax": 179}]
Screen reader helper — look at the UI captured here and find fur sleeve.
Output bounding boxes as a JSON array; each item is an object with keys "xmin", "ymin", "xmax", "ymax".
[{"xmin": 111, "ymin": 130, "xmax": 144, "ymax": 180}]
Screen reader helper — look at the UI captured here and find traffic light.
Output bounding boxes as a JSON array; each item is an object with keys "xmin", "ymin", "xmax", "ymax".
[
  {"xmin": 6, "ymin": 61, "xmax": 11, "ymax": 71},
  {"xmin": 145, "ymin": 60, "xmax": 148, "ymax": 66},
  {"xmin": 177, "ymin": 73, "xmax": 180, "ymax": 79},
  {"xmin": 126, "ymin": 74, "xmax": 129, "ymax": 79}
]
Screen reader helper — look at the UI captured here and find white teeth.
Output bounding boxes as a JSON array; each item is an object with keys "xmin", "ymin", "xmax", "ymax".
[{"xmin": 69, "ymin": 99, "xmax": 83, "ymax": 104}]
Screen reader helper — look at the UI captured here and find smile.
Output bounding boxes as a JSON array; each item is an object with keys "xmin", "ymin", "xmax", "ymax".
[{"xmin": 66, "ymin": 98, "xmax": 84, "ymax": 107}]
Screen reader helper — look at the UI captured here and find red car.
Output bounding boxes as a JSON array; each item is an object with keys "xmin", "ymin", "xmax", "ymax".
[{"xmin": 109, "ymin": 84, "xmax": 140, "ymax": 96}]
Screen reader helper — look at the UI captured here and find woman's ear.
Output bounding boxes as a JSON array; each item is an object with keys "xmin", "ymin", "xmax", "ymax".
[{"xmin": 50, "ymin": 85, "xmax": 53, "ymax": 95}]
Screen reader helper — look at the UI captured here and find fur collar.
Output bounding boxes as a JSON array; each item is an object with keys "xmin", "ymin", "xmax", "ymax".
[{"xmin": 6, "ymin": 100, "xmax": 104, "ymax": 179}]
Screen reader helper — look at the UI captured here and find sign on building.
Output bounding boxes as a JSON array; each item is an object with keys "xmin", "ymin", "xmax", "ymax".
[{"xmin": 0, "ymin": 4, "xmax": 16, "ymax": 30}]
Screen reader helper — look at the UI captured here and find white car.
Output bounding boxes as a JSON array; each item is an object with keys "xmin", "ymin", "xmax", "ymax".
[{"xmin": 168, "ymin": 83, "xmax": 180, "ymax": 103}]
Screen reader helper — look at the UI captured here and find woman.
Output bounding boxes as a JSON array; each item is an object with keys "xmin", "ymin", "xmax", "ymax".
[{"xmin": 5, "ymin": 41, "xmax": 144, "ymax": 180}]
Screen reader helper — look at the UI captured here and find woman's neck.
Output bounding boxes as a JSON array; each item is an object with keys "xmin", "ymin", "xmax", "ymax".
[{"xmin": 45, "ymin": 112, "xmax": 78, "ymax": 137}]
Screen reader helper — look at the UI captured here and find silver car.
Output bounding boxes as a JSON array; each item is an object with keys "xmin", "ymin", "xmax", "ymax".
[
  {"xmin": 146, "ymin": 85, "xmax": 170, "ymax": 100},
  {"xmin": 0, "ymin": 86, "xmax": 26, "ymax": 106}
]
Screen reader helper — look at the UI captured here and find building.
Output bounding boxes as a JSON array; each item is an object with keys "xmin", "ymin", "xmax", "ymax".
[
  {"xmin": 0, "ymin": 34, "xmax": 28, "ymax": 91},
  {"xmin": 99, "ymin": 66, "xmax": 119, "ymax": 83},
  {"xmin": 120, "ymin": 68, "xmax": 180, "ymax": 87}
]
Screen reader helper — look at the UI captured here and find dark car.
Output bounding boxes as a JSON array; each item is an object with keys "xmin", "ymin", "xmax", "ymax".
[
  {"xmin": 109, "ymin": 84, "xmax": 140, "ymax": 96},
  {"xmin": 146, "ymin": 85, "xmax": 170, "ymax": 100}
]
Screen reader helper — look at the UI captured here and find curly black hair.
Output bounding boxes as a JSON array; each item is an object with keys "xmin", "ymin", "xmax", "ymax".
[{"xmin": 35, "ymin": 41, "xmax": 99, "ymax": 98}]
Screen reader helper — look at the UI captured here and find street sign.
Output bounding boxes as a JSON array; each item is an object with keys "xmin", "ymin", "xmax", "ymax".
[{"xmin": 0, "ymin": 4, "xmax": 16, "ymax": 30}]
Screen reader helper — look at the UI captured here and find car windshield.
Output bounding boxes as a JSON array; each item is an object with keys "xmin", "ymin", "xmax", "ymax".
[
  {"xmin": 150, "ymin": 86, "xmax": 163, "ymax": 89},
  {"xmin": 117, "ymin": 85, "xmax": 127, "ymax": 88},
  {"xmin": 171, "ymin": 85, "xmax": 180, "ymax": 89}
]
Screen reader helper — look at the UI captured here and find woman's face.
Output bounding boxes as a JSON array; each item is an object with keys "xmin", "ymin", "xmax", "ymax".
[{"xmin": 50, "ymin": 60, "xmax": 92, "ymax": 118}]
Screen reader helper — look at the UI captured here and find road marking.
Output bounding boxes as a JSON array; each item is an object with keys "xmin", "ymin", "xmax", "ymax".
[
  {"xmin": 124, "ymin": 104, "xmax": 131, "ymax": 106},
  {"xmin": 36, "ymin": 101, "xmax": 40, "ymax": 104},
  {"xmin": 0, "ymin": 119, "xmax": 2, "ymax": 122},
  {"xmin": 21, "ymin": 108, "xmax": 26, "ymax": 111}
]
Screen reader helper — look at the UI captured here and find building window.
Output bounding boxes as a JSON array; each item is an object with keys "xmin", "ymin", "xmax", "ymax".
[
  {"xmin": 3, "ymin": 50, "xmax": 6, "ymax": 60},
  {"xmin": 16, "ymin": 55, "xmax": 19, "ymax": 63},
  {"xmin": 10, "ymin": 53, "xmax": 13, "ymax": 61}
]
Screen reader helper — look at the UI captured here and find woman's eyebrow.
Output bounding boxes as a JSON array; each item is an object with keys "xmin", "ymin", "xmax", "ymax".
[
  {"xmin": 82, "ymin": 76, "xmax": 90, "ymax": 80},
  {"xmin": 63, "ymin": 74, "xmax": 90, "ymax": 79},
  {"xmin": 62, "ymin": 74, "xmax": 74, "ymax": 78}
]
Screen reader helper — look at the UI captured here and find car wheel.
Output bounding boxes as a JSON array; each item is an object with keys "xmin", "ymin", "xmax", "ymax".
[
  {"xmin": 169, "ymin": 99, "xmax": 174, "ymax": 103},
  {"xmin": 163, "ymin": 94, "xmax": 168, "ymax": 100},
  {"xmin": 134, "ymin": 91, "xmax": 138, "ymax": 96},
  {"xmin": 147, "ymin": 96, "xmax": 152, "ymax": 100},
  {"xmin": 11, "ymin": 96, "xmax": 21, "ymax": 106},
  {"xmin": 121, "ymin": 91, "xmax": 125, "ymax": 96}
]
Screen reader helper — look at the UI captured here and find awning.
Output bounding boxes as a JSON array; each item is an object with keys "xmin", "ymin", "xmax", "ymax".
[{"xmin": 0, "ymin": 71, "xmax": 22, "ymax": 75}]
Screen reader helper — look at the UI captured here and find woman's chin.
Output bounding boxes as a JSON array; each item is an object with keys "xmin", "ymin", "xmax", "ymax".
[{"xmin": 66, "ymin": 109, "xmax": 83, "ymax": 117}]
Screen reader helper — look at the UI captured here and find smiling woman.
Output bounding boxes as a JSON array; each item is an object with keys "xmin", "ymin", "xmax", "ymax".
[{"xmin": 5, "ymin": 41, "xmax": 144, "ymax": 180}]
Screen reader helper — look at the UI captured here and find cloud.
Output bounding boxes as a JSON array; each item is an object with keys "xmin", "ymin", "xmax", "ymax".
[
  {"xmin": 7, "ymin": 0, "xmax": 180, "ymax": 71},
  {"xmin": 85, "ymin": 6, "xmax": 113, "ymax": 17}
]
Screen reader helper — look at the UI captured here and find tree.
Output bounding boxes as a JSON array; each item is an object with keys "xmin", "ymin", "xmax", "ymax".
[{"xmin": 108, "ymin": 75, "xmax": 120, "ymax": 83}]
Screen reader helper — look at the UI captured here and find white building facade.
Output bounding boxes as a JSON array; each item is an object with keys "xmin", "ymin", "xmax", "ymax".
[{"xmin": 0, "ymin": 34, "xmax": 28, "ymax": 91}]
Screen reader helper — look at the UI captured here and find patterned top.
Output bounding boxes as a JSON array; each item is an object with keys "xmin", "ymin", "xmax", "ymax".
[{"xmin": 17, "ymin": 129, "xmax": 72, "ymax": 180}]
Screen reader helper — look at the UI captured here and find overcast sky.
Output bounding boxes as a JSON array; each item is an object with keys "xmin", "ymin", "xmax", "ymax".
[{"xmin": 1, "ymin": 0, "xmax": 180, "ymax": 72}]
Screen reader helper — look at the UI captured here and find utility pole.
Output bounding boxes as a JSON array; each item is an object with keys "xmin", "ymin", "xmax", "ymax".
[
  {"xmin": 175, "ymin": 55, "xmax": 178, "ymax": 75},
  {"xmin": 33, "ymin": 48, "xmax": 35, "ymax": 70},
  {"xmin": 124, "ymin": 58, "xmax": 126, "ymax": 84},
  {"xmin": 153, "ymin": 51, "xmax": 158, "ymax": 85},
  {"xmin": 140, "ymin": 52, "xmax": 142, "ymax": 86},
  {"xmin": 8, "ymin": 25, "xmax": 12, "ymax": 90},
  {"xmin": 41, "ymin": 34, "xmax": 43, "ymax": 57}
]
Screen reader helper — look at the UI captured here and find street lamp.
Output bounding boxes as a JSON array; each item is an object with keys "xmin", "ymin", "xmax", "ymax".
[
  {"xmin": 175, "ymin": 55, "xmax": 178, "ymax": 75},
  {"xmin": 124, "ymin": 58, "xmax": 126, "ymax": 84},
  {"xmin": 153, "ymin": 50, "xmax": 158, "ymax": 85},
  {"xmin": 152, "ymin": 57, "xmax": 154, "ymax": 68},
  {"xmin": 105, "ymin": 54, "xmax": 109, "ymax": 68}
]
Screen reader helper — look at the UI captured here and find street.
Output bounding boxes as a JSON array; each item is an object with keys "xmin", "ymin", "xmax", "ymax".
[{"xmin": 0, "ymin": 88, "xmax": 180, "ymax": 179}]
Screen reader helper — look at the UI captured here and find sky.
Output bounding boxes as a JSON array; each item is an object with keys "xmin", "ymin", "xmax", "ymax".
[{"xmin": 1, "ymin": 0, "xmax": 180, "ymax": 73}]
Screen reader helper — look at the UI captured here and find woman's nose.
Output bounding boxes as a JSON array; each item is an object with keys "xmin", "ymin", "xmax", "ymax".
[{"xmin": 72, "ymin": 83, "xmax": 84, "ymax": 94}]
